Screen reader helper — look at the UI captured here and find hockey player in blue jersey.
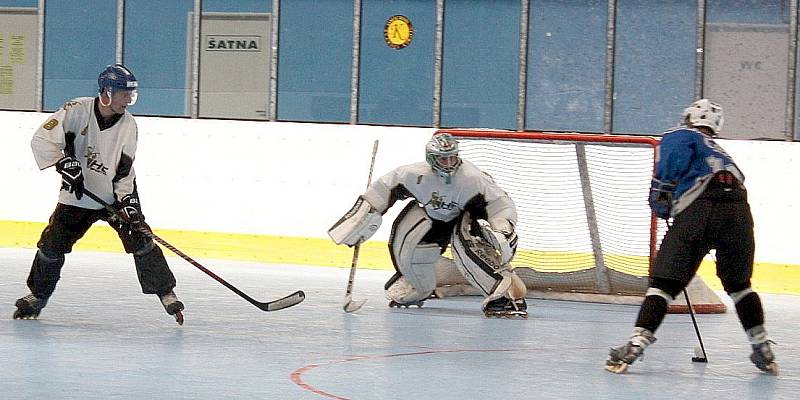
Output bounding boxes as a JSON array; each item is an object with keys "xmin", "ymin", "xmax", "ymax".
[{"xmin": 605, "ymin": 99, "xmax": 778, "ymax": 375}]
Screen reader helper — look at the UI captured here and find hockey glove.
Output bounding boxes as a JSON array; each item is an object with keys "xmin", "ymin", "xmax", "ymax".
[
  {"xmin": 113, "ymin": 194, "xmax": 145, "ymax": 228},
  {"xmin": 55, "ymin": 156, "xmax": 84, "ymax": 200},
  {"xmin": 649, "ymin": 178, "xmax": 676, "ymax": 220}
]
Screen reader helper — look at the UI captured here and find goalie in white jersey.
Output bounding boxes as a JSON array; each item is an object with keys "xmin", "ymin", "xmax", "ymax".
[
  {"xmin": 14, "ymin": 64, "xmax": 184, "ymax": 324},
  {"xmin": 329, "ymin": 133, "xmax": 528, "ymax": 317}
]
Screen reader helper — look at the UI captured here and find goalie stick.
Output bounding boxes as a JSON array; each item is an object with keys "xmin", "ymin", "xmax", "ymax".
[
  {"xmin": 81, "ymin": 189, "xmax": 305, "ymax": 312},
  {"xmin": 343, "ymin": 139, "xmax": 379, "ymax": 313}
]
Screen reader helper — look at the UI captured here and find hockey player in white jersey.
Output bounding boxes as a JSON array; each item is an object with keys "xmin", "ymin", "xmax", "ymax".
[
  {"xmin": 14, "ymin": 64, "xmax": 185, "ymax": 324},
  {"xmin": 329, "ymin": 132, "xmax": 528, "ymax": 317}
]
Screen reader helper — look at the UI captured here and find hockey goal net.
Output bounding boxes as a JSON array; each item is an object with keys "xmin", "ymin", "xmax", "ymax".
[{"xmin": 433, "ymin": 129, "xmax": 725, "ymax": 313}]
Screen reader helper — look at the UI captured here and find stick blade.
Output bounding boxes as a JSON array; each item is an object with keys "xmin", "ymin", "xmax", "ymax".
[
  {"xmin": 343, "ymin": 297, "xmax": 367, "ymax": 313},
  {"xmin": 261, "ymin": 290, "xmax": 305, "ymax": 312}
]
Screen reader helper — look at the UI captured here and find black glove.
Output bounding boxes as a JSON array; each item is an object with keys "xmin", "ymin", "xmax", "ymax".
[
  {"xmin": 55, "ymin": 156, "xmax": 84, "ymax": 200},
  {"xmin": 114, "ymin": 194, "xmax": 144, "ymax": 227},
  {"xmin": 648, "ymin": 178, "xmax": 675, "ymax": 220}
]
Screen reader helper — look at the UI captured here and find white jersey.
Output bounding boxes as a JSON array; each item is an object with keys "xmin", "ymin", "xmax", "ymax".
[
  {"xmin": 362, "ymin": 160, "xmax": 517, "ymax": 225},
  {"xmin": 31, "ymin": 96, "xmax": 138, "ymax": 209}
]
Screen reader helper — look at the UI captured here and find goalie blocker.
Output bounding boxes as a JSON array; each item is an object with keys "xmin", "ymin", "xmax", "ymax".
[{"xmin": 328, "ymin": 196, "xmax": 382, "ymax": 246}]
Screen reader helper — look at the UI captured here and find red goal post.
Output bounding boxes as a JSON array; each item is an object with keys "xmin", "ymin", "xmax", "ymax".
[{"xmin": 432, "ymin": 129, "xmax": 726, "ymax": 314}]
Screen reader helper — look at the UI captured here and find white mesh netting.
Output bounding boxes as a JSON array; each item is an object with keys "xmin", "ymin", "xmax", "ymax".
[{"xmin": 435, "ymin": 130, "xmax": 668, "ymax": 297}]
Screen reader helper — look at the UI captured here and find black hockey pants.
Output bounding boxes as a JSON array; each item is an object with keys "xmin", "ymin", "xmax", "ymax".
[
  {"xmin": 651, "ymin": 182, "xmax": 754, "ymax": 294},
  {"xmin": 27, "ymin": 203, "xmax": 176, "ymax": 299}
]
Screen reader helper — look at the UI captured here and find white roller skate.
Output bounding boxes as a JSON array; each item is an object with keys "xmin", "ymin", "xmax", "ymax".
[
  {"xmin": 482, "ymin": 297, "xmax": 527, "ymax": 318},
  {"xmin": 750, "ymin": 341, "xmax": 779, "ymax": 375},
  {"xmin": 158, "ymin": 291, "xmax": 185, "ymax": 325},
  {"xmin": 388, "ymin": 299, "xmax": 425, "ymax": 308},
  {"xmin": 13, "ymin": 293, "xmax": 49, "ymax": 320},
  {"xmin": 605, "ymin": 328, "xmax": 657, "ymax": 374}
]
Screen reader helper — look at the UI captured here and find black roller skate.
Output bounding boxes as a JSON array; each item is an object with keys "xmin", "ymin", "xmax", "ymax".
[
  {"xmin": 159, "ymin": 291, "xmax": 185, "ymax": 325},
  {"xmin": 605, "ymin": 328, "xmax": 657, "ymax": 374},
  {"xmin": 13, "ymin": 293, "xmax": 48, "ymax": 320},
  {"xmin": 388, "ymin": 299, "xmax": 425, "ymax": 308},
  {"xmin": 483, "ymin": 297, "xmax": 527, "ymax": 318},
  {"xmin": 750, "ymin": 341, "xmax": 779, "ymax": 375}
]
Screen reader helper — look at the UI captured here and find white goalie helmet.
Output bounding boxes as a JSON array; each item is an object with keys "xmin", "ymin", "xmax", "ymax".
[
  {"xmin": 682, "ymin": 99, "xmax": 723, "ymax": 136},
  {"xmin": 426, "ymin": 132, "xmax": 462, "ymax": 182}
]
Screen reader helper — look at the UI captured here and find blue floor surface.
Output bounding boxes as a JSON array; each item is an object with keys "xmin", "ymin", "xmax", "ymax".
[{"xmin": 1, "ymin": 248, "xmax": 796, "ymax": 399}]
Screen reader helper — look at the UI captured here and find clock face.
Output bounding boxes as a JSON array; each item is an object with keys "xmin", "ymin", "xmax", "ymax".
[{"xmin": 384, "ymin": 15, "xmax": 414, "ymax": 49}]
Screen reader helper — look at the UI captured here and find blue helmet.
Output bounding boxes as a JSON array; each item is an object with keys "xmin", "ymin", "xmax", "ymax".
[{"xmin": 97, "ymin": 64, "xmax": 138, "ymax": 93}]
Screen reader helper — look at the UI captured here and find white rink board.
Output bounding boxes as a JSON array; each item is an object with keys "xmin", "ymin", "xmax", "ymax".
[{"xmin": 0, "ymin": 110, "xmax": 798, "ymax": 265}]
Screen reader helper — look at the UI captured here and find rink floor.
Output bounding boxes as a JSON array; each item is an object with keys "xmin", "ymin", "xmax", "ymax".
[{"xmin": 0, "ymin": 247, "xmax": 797, "ymax": 400}]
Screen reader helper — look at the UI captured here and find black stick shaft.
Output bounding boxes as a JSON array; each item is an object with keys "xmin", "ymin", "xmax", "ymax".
[
  {"xmin": 81, "ymin": 189, "xmax": 303, "ymax": 311},
  {"xmin": 683, "ymin": 288, "xmax": 708, "ymax": 360}
]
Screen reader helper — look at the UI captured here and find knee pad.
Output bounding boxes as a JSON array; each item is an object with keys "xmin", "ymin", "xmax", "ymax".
[
  {"xmin": 132, "ymin": 240, "xmax": 156, "ymax": 257},
  {"xmin": 36, "ymin": 249, "xmax": 65, "ymax": 264},
  {"xmin": 644, "ymin": 287, "xmax": 674, "ymax": 304},
  {"xmin": 722, "ymin": 279, "xmax": 752, "ymax": 295},
  {"xmin": 649, "ymin": 277, "xmax": 685, "ymax": 299},
  {"xmin": 728, "ymin": 287, "xmax": 754, "ymax": 304}
]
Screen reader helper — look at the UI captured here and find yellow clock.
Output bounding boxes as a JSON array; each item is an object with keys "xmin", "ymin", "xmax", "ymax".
[{"xmin": 384, "ymin": 15, "xmax": 413, "ymax": 49}]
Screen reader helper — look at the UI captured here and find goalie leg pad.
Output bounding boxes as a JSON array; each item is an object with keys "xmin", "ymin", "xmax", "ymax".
[
  {"xmin": 328, "ymin": 196, "xmax": 382, "ymax": 246},
  {"xmin": 451, "ymin": 212, "xmax": 507, "ymax": 295},
  {"xmin": 480, "ymin": 270, "xmax": 528, "ymax": 309},
  {"xmin": 385, "ymin": 204, "xmax": 439, "ymax": 304}
]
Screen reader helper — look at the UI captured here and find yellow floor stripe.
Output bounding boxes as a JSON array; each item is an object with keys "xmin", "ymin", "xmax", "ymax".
[{"xmin": 2, "ymin": 220, "xmax": 798, "ymax": 295}]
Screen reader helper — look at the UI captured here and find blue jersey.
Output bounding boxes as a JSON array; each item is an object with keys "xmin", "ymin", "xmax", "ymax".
[{"xmin": 655, "ymin": 127, "xmax": 745, "ymax": 217}]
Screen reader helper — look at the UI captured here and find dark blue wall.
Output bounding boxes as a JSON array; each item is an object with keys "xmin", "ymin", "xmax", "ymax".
[
  {"xmin": 277, "ymin": 0, "xmax": 352, "ymax": 123},
  {"xmin": 1, "ymin": 0, "xmax": 796, "ymax": 138},
  {"xmin": 441, "ymin": 0, "xmax": 520, "ymax": 130},
  {"xmin": 526, "ymin": 0, "xmax": 607, "ymax": 132}
]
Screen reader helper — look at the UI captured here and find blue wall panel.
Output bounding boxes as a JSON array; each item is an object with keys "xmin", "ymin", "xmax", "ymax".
[
  {"xmin": 277, "ymin": 0, "xmax": 353, "ymax": 123},
  {"xmin": 0, "ymin": 0, "xmax": 36, "ymax": 6},
  {"xmin": 358, "ymin": 0, "xmax": 436, "ymax": 126},
  {"xmin": 124, "ymin": 0, "xmax": 194, "ymax": 116},
  {"xmin": 202, "ymin": 0, "xmax": 270, "ymax": 13},
  {"xmin": 612, "ymin": 0, "xmax": 696, "ymax": 134},
  {"xmin": 43, "ymin": 0, "xmax": 115, "ymax": 110},
  {"xmin": 526, "ymin": 0, "xmax": 607, "ymax": 132},
  {"xmin": 440, "ymin": 0, "xmax": 519, "ymax": 130}
]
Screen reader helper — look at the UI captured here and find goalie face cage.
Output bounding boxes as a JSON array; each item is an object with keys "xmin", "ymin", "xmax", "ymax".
[{"xmin": 433, "ymin": 130, "xmax": 726, "ymax": 313}]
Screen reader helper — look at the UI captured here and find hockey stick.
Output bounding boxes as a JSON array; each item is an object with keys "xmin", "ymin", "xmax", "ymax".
[
  {"xmin": 684, "ymin": 288, "xmax": 709, "ymax": 363},
  {"xmin": 81, "ymin": 189, "xmax": 305, "ymax": 312},
  {"xmin": 343, "ymin": 139, "xmax": 379, "ymax": 313},
  {"xmin": 664, "ymin": 220, "xmax": 708, "ymax": 362}
]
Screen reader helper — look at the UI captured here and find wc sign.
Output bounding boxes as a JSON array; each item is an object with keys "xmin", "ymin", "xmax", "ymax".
[{"xmin": 205, "ymin": 35, "xmax": 262, "ymax": 52}]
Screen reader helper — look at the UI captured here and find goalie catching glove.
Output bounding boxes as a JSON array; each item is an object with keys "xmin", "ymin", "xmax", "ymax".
[
  {"xmin": 477, "ymin": 218, "xmax": 517, "ymax": 265},
  {"xmin": 328, "ymin": 196, "xmax": 382, "ymax": 246}
]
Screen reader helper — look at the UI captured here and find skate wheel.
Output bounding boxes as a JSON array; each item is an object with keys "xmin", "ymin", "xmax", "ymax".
[
  {"xmin": 13, "ymin": 310, "xmax": 40, "ymax": 320},
  {"xmin": 174, "ymin": 311, "xmax": 184, "ymax": 326},
  {"xmin": 766, "ymin": 363, "xmax": 779, "ymax": 376},
  {"xmin": 604, "ymin": 363, "xmax": 629, "ymax": 374}
]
